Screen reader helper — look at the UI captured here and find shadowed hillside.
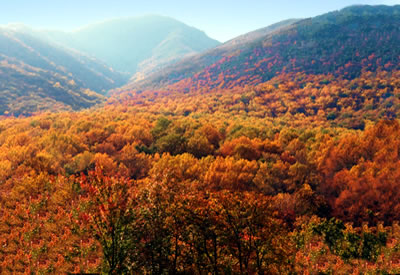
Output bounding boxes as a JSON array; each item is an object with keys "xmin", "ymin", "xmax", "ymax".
[{"xmin": 0, "ymin": 27, "xmax": 128, "ymax": 115}]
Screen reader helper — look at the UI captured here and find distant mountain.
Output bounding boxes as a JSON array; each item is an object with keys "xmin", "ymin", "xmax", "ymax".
[
  {"xmin": 43, "ymin": 15, "xmax": 220, "ymax": 78},
  {"xmin": 0, "ymin": 27, "xmax": 128, "ymax": 116},
  {"xmin": 125, "ymin": 5, "xmax": 400, "ymax": 92}
]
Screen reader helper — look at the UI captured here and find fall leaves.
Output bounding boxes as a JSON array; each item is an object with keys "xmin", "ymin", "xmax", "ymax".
[
  {"xmin": 1, "ymin": 68, "xmax": 400, "ymax": 272},
  {"xmin": 318, "ymin": 120, "xmax": 400, "ymax": 225},
  {"xmin": 74, "ymin": 169, "xmax": 293, "ymax": 274}
]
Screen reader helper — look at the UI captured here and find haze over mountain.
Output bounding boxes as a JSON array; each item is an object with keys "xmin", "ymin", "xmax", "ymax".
[
  {"xmin": 2, "ymin": 5, "xmax": 400, "ymax": 117},
  {"xmin": 3, "ymin": 4, "xmax": 400, "ymax": 274},
  {"xmin": 0, "ymin": 27, "xmax": 129, "ymax": 115},
  {"xmin": 0, "ymin": 16, "xmax": 220, "ymax": 116},
  {"xmin": 121, "ymin": 18, "xmax": 300, "ymax": 90},
  {"xmin": 43, "ymin": 15, "xmax": 221, "ymax": 78},
  {"xmin": 126, "ymin": 5, "xmax": 400, "ymax": 92}
]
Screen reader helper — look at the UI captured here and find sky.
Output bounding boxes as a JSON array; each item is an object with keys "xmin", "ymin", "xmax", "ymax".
[{"xmin": 1, "ymin": 0, "xmax": 399, "ymax": 42}]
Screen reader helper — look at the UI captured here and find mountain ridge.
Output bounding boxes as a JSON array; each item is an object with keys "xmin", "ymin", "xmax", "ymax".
[
  {"xmin": 120, "ymin": 18, "xmax": 300, "ymax": 91},
  {"xmin": 121, "ymin": 5, "xmax": 400, "ymax": 92},
  {"xmin": 42, "ymin": 15, "xmax": 220, "ymax": 75},
  {"xmin": 0, "ymin": 15, "xmax": 219, "ymax": 115},
  {"xmin": 0, "ymin": 27, "xmax": 126, "ymax": 115}
]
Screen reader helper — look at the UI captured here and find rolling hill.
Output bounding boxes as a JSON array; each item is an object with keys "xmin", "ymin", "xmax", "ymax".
[
  {"xmin": 124, "ymin": 5, "xmax": 400, "ymax": 92},
  {"xmin": 0, "ymin": 27, "xmax": 128, "ymax": 116},
  {"xmin": 112, "ymin": 5, "xmax": 400, "ymax": 131},
  {"xmin": 0, "ymin": 16, "xmax": 219, "ymax": 116},
  {"xmin": 2, "ymin": 5, "xmax": 400, "ymax": 274},
  {"xmin": 43, "ymin": 15, "xmax": 220, "ymax": 77}
]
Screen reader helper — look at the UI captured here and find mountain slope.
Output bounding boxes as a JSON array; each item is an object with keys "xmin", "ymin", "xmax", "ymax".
[
  {"xmin": 124, "ymin": 5, "xmax": 400, "ymax": 92},
  {"xmin": 43, "ymin": 15, "xmax": 220, "ymax": 76},
  {"xmin": 0, "ymin": 27, "xmax": 127, "ymax": 116},
  {"xmin": 123, "ymin": 18, "xmax": 299, "ymax": 90}
]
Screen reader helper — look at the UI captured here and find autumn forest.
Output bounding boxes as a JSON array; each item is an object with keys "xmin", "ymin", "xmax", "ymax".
[{"xmin": 1, "ymin": 4, "xmax": 400, "ymax": 274}]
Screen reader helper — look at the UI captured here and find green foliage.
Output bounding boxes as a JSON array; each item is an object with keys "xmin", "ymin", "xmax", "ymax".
[
  {"xmin": 313, "ymin": 218, "xmax": 388, "ymax": 262},
  {"xmin": 361, "ymin": 232, "xmax": 387, "ymax": 261},
  {"xmin": 313, "ymin": 218, "xmax": 346, "ymax": 254},
  {"xmin": 327, "ymin": 112, "xmax": 336, "ymax": 120},
  {"xmin": 151, "ymin": 117, "xmax": 171, "ymax": 139},
  {"xmin": 155, "ymin": 133, "xmax": 187, "ymax": 155}
]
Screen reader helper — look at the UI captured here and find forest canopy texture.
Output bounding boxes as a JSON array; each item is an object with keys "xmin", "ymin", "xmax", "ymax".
[{"xmin": 1, "ymin": 4, "xmax": 400, "ymax": 274}]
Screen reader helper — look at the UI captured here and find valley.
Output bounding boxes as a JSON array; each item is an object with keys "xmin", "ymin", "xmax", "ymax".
[{"xmin": 1, "ymin": 4, "xmax": 400, "ymax": 274}]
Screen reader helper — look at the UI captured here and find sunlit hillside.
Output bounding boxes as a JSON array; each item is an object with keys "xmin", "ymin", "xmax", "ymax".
[{"xmin": 1, "ymin": 4, "xmax": 400, "ymax": 274}]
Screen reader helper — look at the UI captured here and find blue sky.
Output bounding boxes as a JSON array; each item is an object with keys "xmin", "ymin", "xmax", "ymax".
[{"xmin": 1, "ymin": 0, "xmax": 399, "ymax": 42}]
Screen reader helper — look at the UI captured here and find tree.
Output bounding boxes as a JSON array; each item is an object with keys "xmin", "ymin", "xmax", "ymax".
[{"xmin": 78, "ymin": 167, "xmax": 139, "ymax": 274}]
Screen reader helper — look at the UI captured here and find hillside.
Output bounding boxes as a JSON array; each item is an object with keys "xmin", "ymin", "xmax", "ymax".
[
  {"xmin": 2, "ymin": 5, "xmax": 400, "ymax": 274},
  {"xmin": 2, "ymin": 68, "xmax": 400, "ymax": 274},
  {"xmin": 43, "ymin": 15, "xmax": 220, "ymax": 77},
  {"xmin": 125, "ymin": 5, "xmax": 400, "ymax": 91},
  {"xmin": 0, "ymin": 27, "xmax": 127, "ymax": 116}
]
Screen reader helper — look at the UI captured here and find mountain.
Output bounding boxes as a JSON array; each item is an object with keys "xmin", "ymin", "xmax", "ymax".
[
  {"xmin": 0, "ymin": 15, "xmax": 218, "ymax": 116},
  {"xmin": 0, "ymin": 27, "xmax": 127, "ymax": 116},
  {"xmin": 43, "ymin": 15, "xmax": 220, "ymax": 77},
  {"xmin": 124, "ymin": 5, "xmax": 400, "ymax": 92},
  {"xmin": 121, "ymin": 18, "xmax": 299, "ymax": 90},
  {"xmin": 2, "ymin": 5, "xmax": 400, "ymax": 274}
]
